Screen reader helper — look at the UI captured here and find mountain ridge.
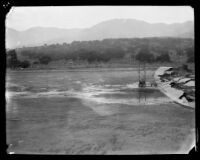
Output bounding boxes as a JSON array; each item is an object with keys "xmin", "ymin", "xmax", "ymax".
[{"xmin": 6, "ymin": 19, "xmax": 194, "ymax": 49}]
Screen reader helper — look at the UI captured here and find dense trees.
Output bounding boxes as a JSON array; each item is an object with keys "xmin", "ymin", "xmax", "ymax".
[
  {"xmin": 7, "ymin": 49, "xmax": 30, "ymax": 69},
  {"xmin": 186, "ymin": 47, "xmax": 194, "ymax": 63},
  {"xmin": 135, "ymin": 49, "xmax": 172, "ymax": 63},
  {"xmin": 155, "ymin": 53, "xmax": 171, "ymax": 62},
  {"xmin": 13, "ymin": 37, "xmax": 193, "ymax": 66},
  {"xmin": 135, "ymin": 48, "xmax": 155, "ymax": 63},
  {"xmin": 39, "ymin": 56, "xmax": 52, "ymax": 64},
  {"xmin": 19, "ymin": 60, "xmax": 31, "ymax": 68},
  {"xmin": 7, "ymin": 50, "xmax": 31, "ymax": 68},
  {"xmin": 187, "ymin": 56, "xmax": 194, "ymax": 63},
  {"xmin": 7, "ymin": 50, "xmax": 19, "ymax": 68}
]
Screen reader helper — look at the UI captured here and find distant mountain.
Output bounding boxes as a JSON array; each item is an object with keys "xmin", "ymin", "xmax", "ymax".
[
  {"xmin": 6, "ymin": 19, "xmax": 194, "ymax": 49},
  {"xmin": 6, "ymin": 27, "xmax": 83, "ymax": 49}
]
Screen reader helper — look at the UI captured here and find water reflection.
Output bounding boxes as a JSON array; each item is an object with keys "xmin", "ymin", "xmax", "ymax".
[
  {"xmin": 6, "ymin": 82, "xmax": 172, "ymax": 116},
  {"xmin": 73, "ymin": 84, "xmax": 171, "ymax": 116}
]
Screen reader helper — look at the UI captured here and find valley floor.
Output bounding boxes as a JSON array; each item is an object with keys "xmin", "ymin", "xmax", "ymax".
[{"xmin": 6, "ymin": 68, "xmax": 195, "ymax": 154}]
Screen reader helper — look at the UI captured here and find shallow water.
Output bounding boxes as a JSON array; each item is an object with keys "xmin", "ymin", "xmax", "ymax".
[{"xmin": 6, "ymin": 69, "xmax": 195, "ymax": 154}]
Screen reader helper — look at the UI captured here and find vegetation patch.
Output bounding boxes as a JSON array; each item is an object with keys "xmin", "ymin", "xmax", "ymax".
[{"xmin": 6, "ymin": 37, "xmax": 194, "ymax": 70}]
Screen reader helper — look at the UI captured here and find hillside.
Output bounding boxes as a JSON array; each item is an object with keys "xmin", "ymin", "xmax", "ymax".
[
  {"xmin": 5, "ymin": 37, "xmax": 193, "ymax": 70},
  {"xmin": 6, "ymin": 19, "xmax": 194, "ymax": 49}
]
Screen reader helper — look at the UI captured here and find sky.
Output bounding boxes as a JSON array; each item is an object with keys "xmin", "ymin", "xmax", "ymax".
[{"xmin": 6, "ymin": 6, "xmax": 194, "ymax": 31}]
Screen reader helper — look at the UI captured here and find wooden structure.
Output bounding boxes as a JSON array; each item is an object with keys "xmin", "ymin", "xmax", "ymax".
[
  {"xmin": 138, "ymin": 62, "xmax": 146, "ymax": 87},
  {"xmin": 138, "ymin": 61, "xmax": 157, "ymax": 88}
]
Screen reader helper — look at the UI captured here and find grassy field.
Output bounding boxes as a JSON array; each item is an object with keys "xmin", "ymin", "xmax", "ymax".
[{"xmin": 6, "ymin": 69, "xmax": 195, "ymax": 154}]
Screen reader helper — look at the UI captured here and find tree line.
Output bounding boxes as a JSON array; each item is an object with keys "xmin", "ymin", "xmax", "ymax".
[{"xmin": 7, "ymin": 37, "xmax": 194, "ymax": 68}]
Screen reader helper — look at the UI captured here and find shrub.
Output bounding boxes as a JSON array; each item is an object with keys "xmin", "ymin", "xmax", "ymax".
[
  {"xmin": 6, "ymin": 50, "xmax": 20, "ymax": 68},
  {"xmin": 33, "ymin": 61, "xmax": 39, "ymax": 65},
  {"xmin": 155, "ymin": 53, "xmax": 171, "ymax": 62},
  {"xmin": 135, "ymin": 48, "xmax": 155, "ymax": 63},
  {"xmin": 187, "ymin": 56, "xmax": 194, "ymax": 63},
  {"xmin": 186, "ymin": 47, "xmax": 194, "ymax": 63},
  {"xmin": 19, "ymin": 60, "xmax": 30, "ymax": 68},
  {"xmin": 39, "ymin": 56, "xmax": 52, "ymax": 65},
  {"xmin": 181, "ymin": 64, "xmax": 191, "ymax": 72}
]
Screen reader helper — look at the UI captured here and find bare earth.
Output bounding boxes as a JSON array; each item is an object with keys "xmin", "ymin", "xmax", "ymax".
[{"xmin": 6, "ymin": 69, "xmax": 195, "ymax": 154}]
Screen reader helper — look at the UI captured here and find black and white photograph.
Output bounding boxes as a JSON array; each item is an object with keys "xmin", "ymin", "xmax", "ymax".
[{"xmin": 5, "ymin": 6, "xmax": 195, "ymax": 154}]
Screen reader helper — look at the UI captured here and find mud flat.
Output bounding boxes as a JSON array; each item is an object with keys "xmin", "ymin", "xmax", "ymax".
[{"xmin": 6, "ymin": 69, "xmax": 195, "ymax": 154}]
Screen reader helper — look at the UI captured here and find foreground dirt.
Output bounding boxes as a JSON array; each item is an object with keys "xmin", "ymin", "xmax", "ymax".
[
  {"xmin": 7, "ymin": 97, "xmax": 195, "ymax": 154},
  {"xmin": 6, "ymin": 69, "xmax": 195, "ymax": 154}
]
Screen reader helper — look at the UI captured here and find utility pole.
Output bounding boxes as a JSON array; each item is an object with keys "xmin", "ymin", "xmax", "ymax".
[
  {"xmin": 138, "ymin": 61, "xmax": 140, "ymax": 82},
  {"xmin": 144, "ymin": 62, "xmax": 146, "ymax": 84}
]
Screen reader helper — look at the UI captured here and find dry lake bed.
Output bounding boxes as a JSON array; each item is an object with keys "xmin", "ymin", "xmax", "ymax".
[{"xmin": 6, "ymin": 69, "xmax": 195, "ymax": 154}]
